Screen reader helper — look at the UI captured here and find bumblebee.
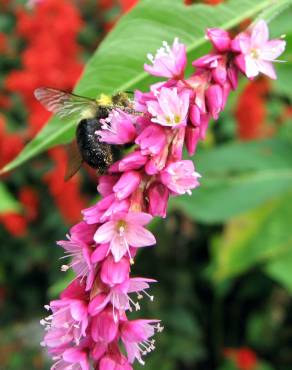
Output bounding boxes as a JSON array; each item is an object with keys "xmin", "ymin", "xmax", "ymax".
[{"xmin": 34, "ymin": 87, "xmax": 134, "ymax": 180}]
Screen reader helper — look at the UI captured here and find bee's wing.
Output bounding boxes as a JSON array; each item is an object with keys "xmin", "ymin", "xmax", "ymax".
[
  {"xmin": 64, "ymin": 141, "xmax": 83, "ymax": 181},
  {"xmin": 34, "ymin": 87, "xmax": 98, "ymax": 119}
]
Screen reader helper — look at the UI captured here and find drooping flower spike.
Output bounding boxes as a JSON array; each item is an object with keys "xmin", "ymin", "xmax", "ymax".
[{"xmin": 42, "ymin": 20, "xmax": 285, "ymax": 369}]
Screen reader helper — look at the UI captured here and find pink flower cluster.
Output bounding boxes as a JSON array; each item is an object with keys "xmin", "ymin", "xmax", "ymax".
[{"xmin": 41, "ymin": 20, "xmax": 285, "ymax": 369}]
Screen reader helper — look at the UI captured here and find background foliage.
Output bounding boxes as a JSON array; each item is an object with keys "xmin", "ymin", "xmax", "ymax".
[{"xmin": 0, "ymin": 0, "xmax": 292, "ymax": 369}]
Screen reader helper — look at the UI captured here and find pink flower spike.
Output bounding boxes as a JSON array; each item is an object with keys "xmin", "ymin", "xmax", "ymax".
[
  {"xmin": 94, "ymin": 212, "xmax": 156, "ymax": 263},
  {"xmin": 113, "ymin": 171, "xmax": 142, "ymax": 200},
  {"xmin": 144, "ymin": 37, "xmax": 186, "ymax": 79},
  {"xmin": 237, "ymin": 20, "xmax": 286, "ymax": 79},
  {"xmin": 206, "ymin": 28, "xmax": 231, "ymax": 52},
  {"xmin": 96, "ymin": 109, "xmax": 136, "ymax": 145},
  {"xmin": 135, "ymin": 124, "xmax": 167, "ymax": 156},
  {"xmin": 147, "ymin": 87, "xmax": 190, "ymax": 127},
  {"xmin": 161, "ymin": 160, "xmax": 201, "ymax": 195},
  {"xmin": 101, "ymin": 256, "xmax": 130, "ymax": 286},
  {"xmin": 147, "ymin": 182, "xmax": 169, "ymax": 218}
]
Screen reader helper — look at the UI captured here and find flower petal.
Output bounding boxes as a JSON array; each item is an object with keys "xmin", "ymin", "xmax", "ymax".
[
  {"xmin": 126, "ymin": 225, "xmax": 156, "ymax": 247},
  {"xmin": 94, "ymin": 221, "xmax": 115, "ymax": 244}
]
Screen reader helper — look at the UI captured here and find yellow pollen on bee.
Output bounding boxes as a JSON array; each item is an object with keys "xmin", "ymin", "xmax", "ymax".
[{"xmin": 97, "ymin": 94, "xmax": 113, "ymax": 106}]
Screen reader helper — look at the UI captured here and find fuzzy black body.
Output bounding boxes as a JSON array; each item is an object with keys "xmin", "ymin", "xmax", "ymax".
[{"xmin": 76, "ymin": 107, "xmax": 117, "ymax": 173}]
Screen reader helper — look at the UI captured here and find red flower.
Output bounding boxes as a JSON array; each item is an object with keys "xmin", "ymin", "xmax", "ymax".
[
  {"xmin": 119, "ymin": 0, "xmax": 138, "ymax": 12},
  {"xmin": 0, "ymin": 115, "xmax": 24, "ymax": 169},
  {"xmin": 0, "ymin": 212, "xmax": 27, "ymax": 237},
  {"xmin": 236, "ymin": 348, "xmax": 258, "ymax": 370},
  {"xmin": 235, "ymin": 78, "xmax": 272, "ymax": 140},
  {"xmin": 19, "ymin": 187, "xmax": 39, "ymax": 222},
  {"xmin": 224, "ymin": 347, "xmax": 258, "ymax": 370},
  {"xmin": 44, "ymin": 147, "xmax": 87, "ymax": 224}
]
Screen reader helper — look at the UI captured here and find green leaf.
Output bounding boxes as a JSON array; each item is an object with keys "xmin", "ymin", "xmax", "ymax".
[
  {"xmin": 170, "ymin": 139, "xmax": 292, "ymax": 223},
  {"xmin": 208, "ymin": 192, "xmax": 292, "ymax": 283},
  {"xmin": 0, "ymin": 183, "xmax": 20, "ymax": 214},
  {"xmin": 2, "ymin": 0, "xmax": 287, "ymax": 173},
  {"xmin": 265, "ymin": 248, "xmax": 292, "ymax": 294}
]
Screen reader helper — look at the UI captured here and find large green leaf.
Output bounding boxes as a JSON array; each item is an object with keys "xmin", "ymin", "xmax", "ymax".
[
  {"xmin": 170, "ymin": 139, "xmax": 292, "ymax": 223},
  {"xmin": 2, "ymin": 0, "xmax": 287, "ymax": 174},
  {"xmin": 208, "ymin": 192, "xmax": 292, "ymax": 283},
  {"xmin": 0, "ymin": 183, "xmax": 20, "ymax": 214}
]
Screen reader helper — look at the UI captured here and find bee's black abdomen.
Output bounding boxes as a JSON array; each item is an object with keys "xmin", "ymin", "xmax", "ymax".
[{"xmin": 76, "ymin": 118, "xmax": 116, "ymax": 172}]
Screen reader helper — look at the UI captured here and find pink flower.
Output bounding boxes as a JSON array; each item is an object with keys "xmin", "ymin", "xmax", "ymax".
[
  {"xmin": 206, "ymin": 28, "xmax": 231, "ymax": 52},
  {"xmin": 101, "ymin": 256, "xmax": 130, "ymax": 286},
  {"xmin": 41, "ymin": 295, "xmax": 88, "ymax": 347},
  {"xmin": 112, "ymin": 171, "xmax": 142, "ymax": 200},
  {"xmin": 147, "ymin": 87, "xmax": 190, "ymax": 127},
  {"xmin": 57, "ymin": 235, "xmax": 95, "ymax": 291},
  {"xmin": 97, "ymin": 175, "xmax": 119, "ymax": 197},
  {"xmin": 235, "ymin": 20, "xmax": 286, "ymax": 79},
  {"xmin": 135, "ymin": 124, "xmax": 167, "ymax": 156},
  {"xmin": 91, "ymin": 307, "xmax": 119, "ymax": 343},
  {"xmin": 147, "ymin": 182, "xmax": 169, "ymax": 218},
  {"xmin": 144, "ymin": 38, "xmax": 186, "ymax": 79},
  {"xmin": 94, "ymin": 212, "xmax": 156, "ymax": 262},
  {"xmin": 99, "ymin": 343, "xmax": 133, "ymax": 370},
  {"xmin": 120, "ymin": 320, "xmax": 163, "ymax": 365},
  {"xmin": 161, "ymin": 160, "xmax": 201, "ymax": 195},
  {"xmin": 88, "ymin": 277, "xmax": 156, "ymax": 318},
  {"xmin": 96, "ymin": 109, "xmax": 136, "ymax": 144},
  {"xmin": 111, "ymin": 151, "xmax": 147, "ymax": 172},
  {"xmin": 206, "ymin": 84, "xmax": 223, "ymax": 119},
  {"xmin": 51, "ymin": 346, "xmax": 90, "ymax": 370}
]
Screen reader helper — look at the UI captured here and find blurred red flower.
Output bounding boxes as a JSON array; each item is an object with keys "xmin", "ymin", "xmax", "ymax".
[
  {"xmin": 19, "ymin": 187, "xmax": 39, "ymax": 222},
  {"xmin": 235, "ymin": 78, "xmax": 272, "ymax": 140},
  {"xmin": 224, "ymin": 347, "xmax": 258, "ymax": 370},
  {"xmin": 0, "ymin": 212, "xmax": 27, "ymax": 237}
]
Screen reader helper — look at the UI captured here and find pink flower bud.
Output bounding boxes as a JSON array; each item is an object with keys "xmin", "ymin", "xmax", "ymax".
[
  {"xmin": 91, "ymin": 243, "xmax": 110, "ymax": 263},
  {"xmin": 145, "ymin": 146, "xmax": 168, "ymax": 175},
  {"xmin": 88, "ymin": 293, "xmax": 109, "ymax": 316},
  {"xmin": 161, "ymin": 160, "xmax": 201, "ymax": 195},
  {"xmin": 206, "ymin": 84, "xmax": 223, "ymax": 119},
  {"xmin": 97, "ymin": 175, "xmax": 119, "ymax": 196},
  {"xmin": 135, "ymin": 124, "xmax": 167, "ymax": 155},
  {"xmin": 227, "ymin": 65, "xmax": 238, "ymax": 90},
  {"xmin": 118, "ymin": 151, "xmax": 148, "ymax": 172},
  {"xmin": 192, "ymin": 53, "xmax": 219, "ymax": 68},
  {"xmin": 170, "ymin": 126, "xmax": 185, "ymax": 160},
  {"xmin": 190, "ymin": 104, "xmax": 201, "ymax": 126},
  {"xmin": 91, "ymin": 308, "xmax": 119, "ymax": 343},
  {"xmin": 147, "ymin": 182, "xmax": 169, "ymax": 218},
  {"xmin": 212, "ymin": 58, "xmax": 227, "ymax": 86},
  {"xmin": 113, "ymin": 171, "xmax": 142, "ymax": 200},
  {"xmin": 206, "ymin": 28, "xmax": 231, "ymax": 52},
  {"xmin": 101, "ymin": 256, "xmax": 130, "ymax": 286},
  {"xmin": 185, "ymin": 127, "xmax": 200, "ymax": 156}
]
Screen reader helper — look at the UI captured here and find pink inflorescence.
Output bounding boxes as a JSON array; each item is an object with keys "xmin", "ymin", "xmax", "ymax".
[{"xmin": 41, "ymin": 20, "xmax": 285, "ymax": 369}]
